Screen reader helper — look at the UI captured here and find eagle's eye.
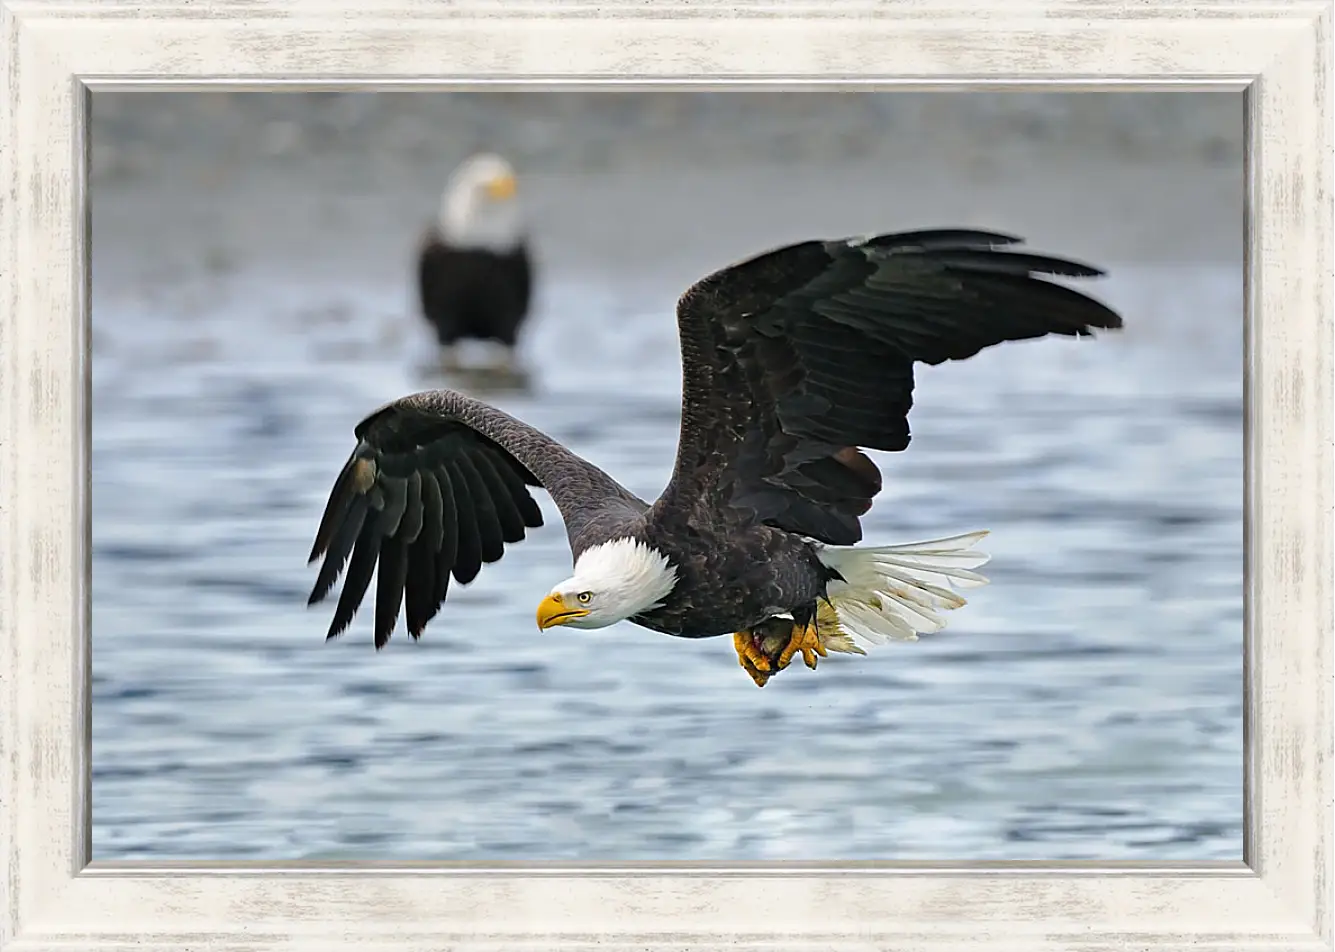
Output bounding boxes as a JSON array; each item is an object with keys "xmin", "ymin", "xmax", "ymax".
[{"xmin": 576, "ymin": 592, "xmax": 593, "ymax": 604}]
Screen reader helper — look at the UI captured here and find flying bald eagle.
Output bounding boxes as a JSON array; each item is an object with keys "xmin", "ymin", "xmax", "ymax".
[
  {"xmin": 309, "ymin": 228, "xmax": 1123, "ymax": 686},
  {"xmin": 417, "ymin": 153, "xmax": 533, "ymax": 373}
]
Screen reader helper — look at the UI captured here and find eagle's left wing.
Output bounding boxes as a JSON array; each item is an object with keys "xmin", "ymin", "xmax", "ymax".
[{"xmin": 654, "ymin": 229, "xmax": 1124, "ymax": 544}]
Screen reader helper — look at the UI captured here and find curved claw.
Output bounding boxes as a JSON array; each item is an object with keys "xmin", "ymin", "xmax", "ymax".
[
  {"xmin": 776, "ymin": 619, "xmax": 828, "ymax": 671},
  {"xmin": 734, "ymin": 617, "xmax": 833, "ymax": 686},
  {"xmin": 733, "ymin": 631, "xmax": 773, "ymax": 687}
]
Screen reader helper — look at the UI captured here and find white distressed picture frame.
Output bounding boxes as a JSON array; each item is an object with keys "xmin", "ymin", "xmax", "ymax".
[{"xmin": 1, "ymin": 1, "xmax": 1329, "ymax": 949}]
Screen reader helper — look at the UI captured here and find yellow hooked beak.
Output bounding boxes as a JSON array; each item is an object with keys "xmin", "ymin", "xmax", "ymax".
[
  {"xmin": 536, "ymin": 592, "xmax": 588, "ymax": 630},
  {"xmin": 486, "ymin": 173, "xmax": 517, "ymax": 201}
]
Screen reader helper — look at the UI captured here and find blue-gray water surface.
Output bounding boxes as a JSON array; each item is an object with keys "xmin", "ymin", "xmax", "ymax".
[{"xmin": 91, "ymin": 253, "xmax": 1242, "ymax": 862}]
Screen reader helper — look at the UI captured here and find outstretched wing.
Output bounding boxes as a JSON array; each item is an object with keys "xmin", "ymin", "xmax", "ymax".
[
  {"xmin": 307, "ymin": 389, "xmax": 642, "ymax": 648},
  {"xmin": 656, "ymin": 229, "xmax": 1124, "ymax": 545}
]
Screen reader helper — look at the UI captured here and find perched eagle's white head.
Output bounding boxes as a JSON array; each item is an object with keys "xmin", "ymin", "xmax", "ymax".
[
  {"xmin": 535, "ymin": 538, "xmax": 678, "ymax": 631},
  {"xmin": 438, "ymin": 152, "xmax": 524, "ymax": 253}
]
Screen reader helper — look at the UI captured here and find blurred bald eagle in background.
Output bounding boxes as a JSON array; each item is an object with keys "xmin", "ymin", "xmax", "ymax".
[
  {"xmin": 417, "ymin": 153, "xmax": 533, "ymax": 373},
  {"xmin": 310, "ymin": 228, "xmax": 1123, "ymax": 687}
]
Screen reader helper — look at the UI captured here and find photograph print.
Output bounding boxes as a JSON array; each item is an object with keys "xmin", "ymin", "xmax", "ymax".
[{"xmin": 91, "ymin": 90, "xmax": 1243, "ymax": 862}]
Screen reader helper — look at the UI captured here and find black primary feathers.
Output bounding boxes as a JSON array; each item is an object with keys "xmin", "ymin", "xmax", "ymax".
[{"xmin": 307, "ymin": 408, "xmax": 546, "ymax": 648}]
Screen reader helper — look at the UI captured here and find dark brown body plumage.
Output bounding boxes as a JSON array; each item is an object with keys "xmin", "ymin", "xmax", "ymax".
[
  {"xmin": 417, "ymin": 228, "xmax": 533, "ymax": 348},
  {"xmin": 309, "ymin": 229, "xmax": 1124, "ymax": 648}
]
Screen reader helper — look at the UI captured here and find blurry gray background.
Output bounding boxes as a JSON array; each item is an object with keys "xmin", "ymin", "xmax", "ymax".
[{"xmin": 91, "ymin": 91, "xmax": 1243, "ymax": 862}]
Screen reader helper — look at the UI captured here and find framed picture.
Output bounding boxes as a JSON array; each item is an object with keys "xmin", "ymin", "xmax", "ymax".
[{"xmin": 1, "ymin": 2, "xmax": 1329, "ymax": 950}]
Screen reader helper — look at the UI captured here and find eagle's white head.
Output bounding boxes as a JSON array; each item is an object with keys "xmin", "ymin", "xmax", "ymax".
[
  {"xmin": 438, "ymin": 152, "xmax": 524, "ymax": 252},
  {"xmin": 535, "ymin": 538, "xmax": 678, "ymax": 631}
]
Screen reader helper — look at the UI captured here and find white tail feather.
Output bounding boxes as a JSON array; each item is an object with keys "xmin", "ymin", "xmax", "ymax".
[{"xmin": 816, "ymin": 530, "xmax": 991, "ymax": 649}]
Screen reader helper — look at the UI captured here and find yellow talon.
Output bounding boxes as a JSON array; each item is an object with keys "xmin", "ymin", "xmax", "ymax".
[
  {"xmin": 733, "ymin": 631, "xmax": 771, "ymax": 672},
  {"xmin": 776, "ymin": 619, "xmax": 827, "ymax": 671},
  {"xmin": 733, "ymin": 630, "xmax": 773, "ymax": 687},
  {"xmin": 734, "ymin": 614, "xmax": 837, "ymax": 686}
]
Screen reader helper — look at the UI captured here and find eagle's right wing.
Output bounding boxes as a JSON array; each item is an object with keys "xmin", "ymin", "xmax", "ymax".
[{"xmin": 307, "ymin": 390, "xmax": 640, "ymax": 648}]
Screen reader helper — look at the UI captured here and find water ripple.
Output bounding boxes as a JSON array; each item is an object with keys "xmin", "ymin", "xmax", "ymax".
[{"xmin": 92, "ymin": 255, "xmax": 1242, "ymax": 861}]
